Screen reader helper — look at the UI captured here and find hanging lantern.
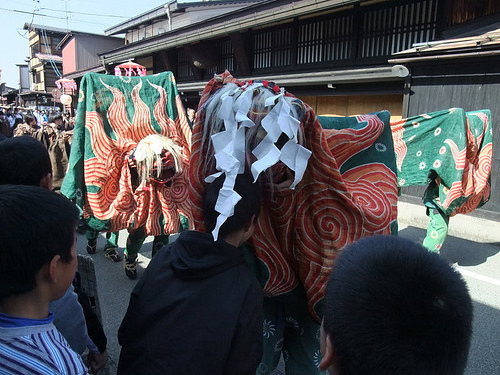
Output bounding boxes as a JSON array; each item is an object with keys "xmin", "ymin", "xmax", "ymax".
[
  {"xmin": 55, "ymin": 78, "xmax": 77, "ymax": 91},
  {"xmin": 114, "ymin": 61, "xmax": 147, "ymax": 77},
  {"xmin": 60, "ymin": 94, "xmax": 73, "ymax": 106}
]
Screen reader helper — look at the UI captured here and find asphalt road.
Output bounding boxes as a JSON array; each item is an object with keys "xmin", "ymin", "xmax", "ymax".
[
  {"xmin": 77, "ymin": 205, "xmax": 500, "ymax": 375},
  {"xmin": 399, "ymin": 224, "xmax": 500, "ymax": 375}
]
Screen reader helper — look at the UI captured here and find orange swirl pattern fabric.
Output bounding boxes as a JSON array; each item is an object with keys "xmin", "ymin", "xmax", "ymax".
[
  {"xmin": 61, "ymin": 72, "xmax": 192, "ymax": 235},
  {"xmin": 188, "ymin": 72, "xmax": 398, "ymax": 320}
]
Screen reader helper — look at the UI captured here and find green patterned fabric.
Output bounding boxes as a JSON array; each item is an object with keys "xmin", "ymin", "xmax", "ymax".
[
  {"xmin": 391, "ymin": 108, "xmax": 493, "ymax": 216},
  {"xmin": 318, "ymin": 111, "xmax": 397, "ymax": 176},
  {"xmin": 422, "ymin": 207, "xmax": 449, "ymax": 253},
  {"xmin": 61, "ymin": 72, "xmax": 192, "ymax": 234}
]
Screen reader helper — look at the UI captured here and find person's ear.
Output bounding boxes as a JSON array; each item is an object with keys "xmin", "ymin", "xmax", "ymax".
[
  {"xmin": 243, "ymin": 214, "xmax": 257, "ymax": 234},
  {"xmin": 47, "ymin": 254, "xmax": 62, "ymax": 283},
  {"xmin": 39, "ymin": 173, "xmax": 53, "ymax": 190},
  {"xmin": 319, "ymin": 333, "xmax": 336, "ymax": 372}
]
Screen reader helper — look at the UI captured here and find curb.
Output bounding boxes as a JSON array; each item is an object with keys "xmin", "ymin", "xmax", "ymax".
[{"xmin": 397, "ymin": 201, "xmax": 500, "ymax": 245}]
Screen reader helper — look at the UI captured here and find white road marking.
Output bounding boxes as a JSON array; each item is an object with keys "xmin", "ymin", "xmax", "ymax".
[{"xmin": 455, "ymin": 266, "xmax": 500, "ymax": 287}]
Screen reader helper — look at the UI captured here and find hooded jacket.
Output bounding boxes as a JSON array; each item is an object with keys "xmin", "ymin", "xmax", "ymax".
[{"xmin": 117, "ymin": 230, "xmax": 263, "ymax": 375}]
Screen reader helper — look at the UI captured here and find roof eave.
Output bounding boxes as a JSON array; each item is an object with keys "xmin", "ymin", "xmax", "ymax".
[{"xmin": 99, "ymin": 0, "xmax": 362, "ymax": 64}]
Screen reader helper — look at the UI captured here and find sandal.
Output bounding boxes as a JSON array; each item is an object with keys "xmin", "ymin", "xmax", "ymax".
[
  {"xmin": 124, "ymin": 261, "xmax": 138, "ymax": 280},
  {"xmin": 86, "ymin": 240, "xmax": 97, "ymax": 254},
  {"xmin": 104, "ymin": 248, "xmax": 122, "ymax": 262}
]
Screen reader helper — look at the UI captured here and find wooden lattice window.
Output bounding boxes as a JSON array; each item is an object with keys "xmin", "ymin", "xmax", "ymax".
[
  {"xmin": 207, "ymin": 39, "xmax": 235, "ymax": 75},
  {"xmin": 360, "ymin": 0, "xmax": 439, "ymax": 57},
  {"xmin": 177, "ymin": 48, "xmax": 194, "ymax": 79},
  {"xmin": 253, "ymin": 30, "xmax": 272, "ymax": 69},
  {"xmin": 298, "ymin": 14, "xmax": 354, "ymax": 64},
  {"xmin": 253, "ymin": 24, "xmax": 294, "ymax": 69}
]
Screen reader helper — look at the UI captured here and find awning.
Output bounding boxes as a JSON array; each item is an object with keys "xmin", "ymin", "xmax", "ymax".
[
  {"xmin": 389, "ymin": 27, "xmax": 500, "ymax": 63},
  {"xmin": 35, "ymin": 53, "xmax": 63, "ymax": 63},
  {"xmin": 176, "ymin": 65, "xmax": 409, "ymax": 92}
]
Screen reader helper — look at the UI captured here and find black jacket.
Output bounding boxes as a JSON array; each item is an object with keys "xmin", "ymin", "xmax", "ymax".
[{"xmin": 118, "ymin": 231, "xmax": 263, "ymax": 375}]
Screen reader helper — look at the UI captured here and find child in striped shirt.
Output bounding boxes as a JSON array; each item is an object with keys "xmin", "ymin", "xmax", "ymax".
[{"xmin": 0, "ymin": 185, "xmax": 88, "ymax": 374}]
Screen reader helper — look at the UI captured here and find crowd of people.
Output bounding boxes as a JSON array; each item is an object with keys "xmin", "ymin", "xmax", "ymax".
[
  {"xmin": 0, "ymin": 107, "xmax": 75, "ymax": 139},
  {"xmin": 0, "ymin": 99, "xmax": 474, "ymax": 375},
  {"xmin": 0, "ymin": 107, "xmax": 74, "ymax": 192}
]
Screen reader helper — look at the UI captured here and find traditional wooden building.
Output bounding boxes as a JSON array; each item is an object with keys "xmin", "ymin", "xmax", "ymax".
[
  {"xmin": 58, "ymin": 31, "xmax": 123, "ymax": 80},
  {"xmin": 21, "ymin": 23, "xmax": 67, "ymax": 110},
  {"xmin": 55, "ymin": 31, "xmax": 123, "ymax": 112}
]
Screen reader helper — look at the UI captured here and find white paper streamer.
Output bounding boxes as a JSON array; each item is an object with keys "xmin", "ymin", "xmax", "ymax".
[
  {"xmin": 279, "ymin": 141, "xmax": 312, "ymax": 189},
  {"xmin": 206, "ymin": 82, "xmax": 312, "ymax": 240}
]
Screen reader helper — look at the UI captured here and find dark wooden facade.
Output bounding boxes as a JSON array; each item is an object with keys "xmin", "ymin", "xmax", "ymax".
[{"xmin": 156, "ymin": 0, "xmax": 441, "ymax": 83}]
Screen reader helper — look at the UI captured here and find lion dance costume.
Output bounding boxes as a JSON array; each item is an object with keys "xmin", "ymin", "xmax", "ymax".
[
  {"xmin": 61, "ymin": 72, "xmax": 192, "ymax": 277},
  {"xmin": 391, "ymin": 108, "xmax": 492, "ymax": 252},
  {"xmin": 189, "ymin": 71, "xmax": 398, "ymax": 374}
]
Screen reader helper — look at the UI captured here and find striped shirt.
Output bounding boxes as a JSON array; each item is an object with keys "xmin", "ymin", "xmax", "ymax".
[{"xmin": 0, "ymin": 316, "xmax": 88, "ymax": 375}]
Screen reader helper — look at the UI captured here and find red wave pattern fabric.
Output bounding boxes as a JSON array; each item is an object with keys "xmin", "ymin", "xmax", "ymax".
[
  {"xmin": 188, "ymin": 72, "xmax": 398, "ymax": 320},
  {"xmin": 62, "ymin": 72, "xmax": 192, "ymax": 235}
]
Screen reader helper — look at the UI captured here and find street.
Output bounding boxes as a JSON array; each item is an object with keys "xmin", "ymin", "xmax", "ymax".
[
  {"xmin": 77, "ymin": 203, "xmax": 500, "ymax": 375},
  {"xmin": 398, "ymin": 224, "xmax": 500, "ymax": 375}
]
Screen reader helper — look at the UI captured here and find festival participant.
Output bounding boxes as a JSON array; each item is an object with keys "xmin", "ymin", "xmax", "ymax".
[
  {"xmin": 118, "ymin": 173, "xmax": 263, "ymax": 374},
  {"xmin": 12, "ymin": 111, "xmax": 71, "ymax": 193},
  {"xmin": 189, "ymin": 72, "xmax": 398, "ymax": 374},
  {"xmin": 390, "ymin": 109, "xmax": 493, "ymax": 254},
  {"xmin": 0, "ymin": 185, "xmax": 87, "ymax": 375},
  {"xmin": 13, "ymin": 113, "xmax": 39, "ymax": 136},
  {"xmin": 61, "ymin": 71, "xmax": 193, "ymax": 280},
  {"xmin": 319, "ymin": 235, "xmax": 473, "ymax": 375},
  {"xmin": 187, "ymin": 107, "xmax": 196, "ymax": 126},
  {"xmin": 0, "ymin": 111, "xmax": 10, "ymax": 139},
  {"xmin": 122, "ymin": 134, "xmax": 188, "ymax": 279}
]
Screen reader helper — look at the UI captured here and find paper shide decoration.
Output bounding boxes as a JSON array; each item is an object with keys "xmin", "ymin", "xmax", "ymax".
[{"xmin": 200, "ymin": 80, "xmax": 312, "ymax": 240}]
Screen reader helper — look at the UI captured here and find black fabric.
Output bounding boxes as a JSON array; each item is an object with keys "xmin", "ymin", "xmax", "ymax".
[
  {"xmin": 117, "ymin": 230, "xmax": 263, "ymax": 375},
  {"xmin": 72, "ymin": 272, "xmax": 107, "ymax": 354}
]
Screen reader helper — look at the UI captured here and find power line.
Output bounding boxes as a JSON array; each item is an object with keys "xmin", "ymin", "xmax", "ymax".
[
  {"xmin": 0, "ymin": 7, "xmax": 116, "ymax": 28},
  {"xmin": 0, "ymin": 6, "xmax": 131, "ymax": 20},
  {"xmin": 39, "ymin": 7, "xmax": 130, "ymax": 19},
  {"xmin": 0, "ymin": 7, "xmax": 50, "ymax": 18}
]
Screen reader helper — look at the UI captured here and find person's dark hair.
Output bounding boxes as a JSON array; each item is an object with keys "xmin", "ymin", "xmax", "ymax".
[
  {"xmin": 23, "ymin": 113, "xmax": 37, "ymax": 125},
  {"xmin": 203, "ymin": 173, "xmax": 261, "ymax": 239},
  {"xmin": 49, "ymin": 112, "xmax": 63, "ymax": 123},
  {"xmin": 0, "ymin": 136, "xmax": 52, "ymax": 186},
  {"xmin": 323, "ymin": 235, "xmax": 473, "ymax": 375},
  {"xmin": 0, "ymin": 185, "xmax": 79, "ymax": 301}
]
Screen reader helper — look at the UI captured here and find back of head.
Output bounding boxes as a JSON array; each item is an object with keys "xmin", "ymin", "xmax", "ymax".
[
  {"xmin": 0, "ymin": 185, "xmax": 80, "ymax": 301},
  {"xmin": 49, "ymin": 112, "xmax": 63, "ymax": 123},
  {"xmin": 203, "ymin": 173, "xmax": 261, "ymax": 239},
  {"xmin": 23, "ymin": 114, "xmax": 36, "ymax": 126},
  {"xmin": 323, "ymin": 235, "xmax": 473, "ymax": 375},
  {"xmin": 0, "ymin": 136, "xmax": 52, "ymax": 186}
]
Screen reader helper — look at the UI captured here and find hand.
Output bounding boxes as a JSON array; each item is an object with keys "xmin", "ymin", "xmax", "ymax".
[
  {"xmin": 128, "ymin": 156, "xmax": 137, "ymax": 169},
  {"xmin": 87, "ymin": 350, "xmax": 107, "ymax": 374}
]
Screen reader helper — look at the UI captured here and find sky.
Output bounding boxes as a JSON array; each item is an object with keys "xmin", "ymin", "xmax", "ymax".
[{"xmin": 0, "ymin": 0, "xmax": 168, "ymax": 88}]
